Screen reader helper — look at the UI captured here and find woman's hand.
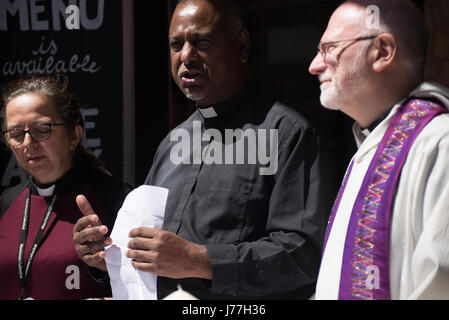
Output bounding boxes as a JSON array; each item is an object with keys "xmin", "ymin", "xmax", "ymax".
[{"xmin": 73, "ymin": 195, "xmax": 111, "ymax": 272}]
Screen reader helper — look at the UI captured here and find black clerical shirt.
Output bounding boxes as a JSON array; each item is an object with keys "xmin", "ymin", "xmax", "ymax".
[{"xmin": 146, "ymin": 85, "xmax": 335, "ymax": 299}]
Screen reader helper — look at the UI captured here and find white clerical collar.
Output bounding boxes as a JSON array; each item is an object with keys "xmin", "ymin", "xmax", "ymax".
[
  {"xmin": 36, "ymin": 184, "xmax": 56, "ymax": 197},
  {"xmin": 353, "ymin": 123, "xmax": 369, "ymax": 148},
  {"xmin": 361, "ymin": 128, "xmax": 371, "ymax": 138},
  {"xmin": 198, "ymin": 106, "xmax": 218, "ymax": 118}
]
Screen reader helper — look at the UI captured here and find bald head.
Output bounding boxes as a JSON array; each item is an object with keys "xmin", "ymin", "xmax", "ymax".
[
  {"xmin": 176, "ymin": 0, "xmax": 244, "ymax": 35},
  {"xmin": 342, "ymin": 0, "xmax": 428, "ymax": 80},
  {"xmin": 309, "ymin": 0, "xmax": 429, "ymax": 126}
]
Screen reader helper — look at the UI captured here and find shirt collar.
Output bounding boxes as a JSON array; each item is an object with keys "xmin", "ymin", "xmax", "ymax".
[
  {"xmin": 198, "ymin": 106, "xmax": 218, "ymax": 118},
  {"xmin": 36, "ymin": 184, "xmax": 56, "ymax": 197},
  {"xmin": 196, "ymin": 82, "xmax": 251, "ymax": 120},
  {"xmin": 30, "ymin": 163, "xmax": 87, "ymax": 196},
  {"xmin": 352, "ymin": 104, "xmax": 400, "ymax": 161},
  {"xmin": 361, "ymin": 107, "xmax": 393, "ymax": 134}
]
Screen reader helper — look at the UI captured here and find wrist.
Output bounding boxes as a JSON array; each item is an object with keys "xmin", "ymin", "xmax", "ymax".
[
  {"xmin": 93, "ymin": 260, "xmax": 108, "ymax": 272},
  {"xmin": 190, "ymin": 244, "xmax": 212, "ymax": 279}
]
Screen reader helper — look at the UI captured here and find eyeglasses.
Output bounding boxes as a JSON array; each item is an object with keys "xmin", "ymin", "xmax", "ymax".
[
  {"xmin": 2, "ymin": 123, "xmax": 66, "ymax": 147},
  {"xmin": 317, "ymin": 35, "xmax": 379, "ymax": 59}
]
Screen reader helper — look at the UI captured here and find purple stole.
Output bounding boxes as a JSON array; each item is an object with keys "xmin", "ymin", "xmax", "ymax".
[{"xmin": 323, "ymin": 98, "xmax": 447, "ymax": 300}]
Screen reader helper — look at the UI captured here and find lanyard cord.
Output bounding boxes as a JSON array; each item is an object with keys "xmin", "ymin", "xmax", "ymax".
[{"xmin": 17, "ymin": 188, "xmax": 57, "ymax": 299}]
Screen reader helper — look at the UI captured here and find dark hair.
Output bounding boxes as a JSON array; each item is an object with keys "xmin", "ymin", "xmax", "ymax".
[{"xmin": 0, "ymin": 74, "xmax": 109, "ymax": 173}]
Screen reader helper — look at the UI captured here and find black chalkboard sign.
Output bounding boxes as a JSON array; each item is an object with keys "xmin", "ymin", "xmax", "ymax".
[{"xmin": 0, "ymin": 0, "xmax": 134, "ymax": 193}]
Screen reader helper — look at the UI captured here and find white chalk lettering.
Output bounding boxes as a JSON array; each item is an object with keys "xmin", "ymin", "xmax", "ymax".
[
  {"xmin": 2, "ymin": 37, "xmax": 102, "ymax": 76},
  {"xmin": 0, "ymin": 0, "xmax": 29, "ymax": 31},
  {"xmin": 32, "ymin": 37, "xmax": 57, "ymax": 55},
  {"xmin": 81, "ymin": 108, "xmax": 102, "ymax": 158},
  {"xmin": 79, "ymin": 0, "xmax": 103, "ymax": 30},
  {"xmin": 30, "ymin": 0, "xmax": 48, "ymax": 30},
  {"xmin": 1, "ymin": 154, "xmax": 27, "ymax": 188}
]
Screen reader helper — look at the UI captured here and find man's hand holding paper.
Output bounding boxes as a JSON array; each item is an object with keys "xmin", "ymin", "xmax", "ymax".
[{"xmin": 127, "ymin": 227, "xmax": 212, "ymax": 279}]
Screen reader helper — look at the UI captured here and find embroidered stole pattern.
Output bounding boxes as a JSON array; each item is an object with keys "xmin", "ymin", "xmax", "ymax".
[{"xmin": 323, "ymin": 99, "xmax": 447, "ymax": 300}]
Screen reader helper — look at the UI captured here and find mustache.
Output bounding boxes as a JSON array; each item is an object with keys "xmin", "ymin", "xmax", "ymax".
[
  {"xmin": 318, "ymin": 71, "xmax": 332, "ymax": 82},
  {"xmin": 177, "ymin": 63, "xmax": 204, "ymax": 78}
]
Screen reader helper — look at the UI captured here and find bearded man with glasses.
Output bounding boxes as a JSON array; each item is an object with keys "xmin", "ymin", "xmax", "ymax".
[{"xmin": 309, "ymin": 0, "xmax": 449, "ymax": 300}]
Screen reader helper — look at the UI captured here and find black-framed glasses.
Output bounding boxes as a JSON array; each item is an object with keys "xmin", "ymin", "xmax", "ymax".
[
  {"xmin": 2, "ymin": 123, "xmax": 66, "ymax": 147},
  {"xmin": 317, "ymin": 35, "xmax": 379, "ymax": 59}
]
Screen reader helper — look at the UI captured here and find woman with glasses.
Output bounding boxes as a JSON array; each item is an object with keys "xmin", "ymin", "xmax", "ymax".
[{"xmin": 0, "ymin": 74, "xmax": 130, "ymax": 299}]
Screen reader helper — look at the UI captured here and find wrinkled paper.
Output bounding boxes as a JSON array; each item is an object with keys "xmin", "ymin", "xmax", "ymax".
[{"xmin": 104, "ymin": 185, "xmax": 168, "ymax": 300}]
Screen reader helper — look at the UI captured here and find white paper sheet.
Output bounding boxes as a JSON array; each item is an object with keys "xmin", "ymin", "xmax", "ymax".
[{"xmin": 104, "ymin": 185, "xmax": 169, "ymax": 300}]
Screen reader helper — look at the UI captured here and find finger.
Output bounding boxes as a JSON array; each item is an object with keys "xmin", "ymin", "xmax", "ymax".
[
  {"xmin": 126, "ymin": 249, "xmax": 155, "ymax": 263},
  {"xmin": 131, "ymin": 260, "xmax": 156, "ymax": 274},
  {"xmin": 76, "ymin": 195, "xmax": 101, "ymax": 223},
  {"xmin": 74, "ymin": 215, "xmax": 102, "ymax": 233},
  {"xmin": 128, "ymin": 237, "xmax": 156, "ymax": 251},
  {"xmin": 77, "ymin": 238, "xmax": 111, "ymax": 257},
  {"xmin": 128, "ymin": 227, "xmax": 158, "ymax": 238},
  {"xmin": 83, "ymin": 251, "xmax": 106, "ymax": 266},
  {"xmin": 76, "ymin": 226, "xmax": 109, "ymax": 245}
]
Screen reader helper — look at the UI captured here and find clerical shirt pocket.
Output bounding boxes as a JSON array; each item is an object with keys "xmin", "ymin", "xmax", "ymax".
[{"xmin": 186, "ymin": 180, "xmax": 252, "ymax": 245}]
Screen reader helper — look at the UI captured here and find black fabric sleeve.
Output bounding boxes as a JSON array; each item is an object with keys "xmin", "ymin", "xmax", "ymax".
[
  {"xmin": 86, "ymin": 265, "xmax": 110, "ymax": 284},
  {"xmin": 206, "ymin": 124, "xmax": 335, "ymax": 297},
  {"xmin": 0, "ymin": 180, "xmax": 28, "ymax": 220},
  {"xmin": 83, "ymin": 169, "xmax": 132, "ymax": 282},
  {"xmin": 88, "ymin": 170, "xmax": 132, "ymax": 230}
]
